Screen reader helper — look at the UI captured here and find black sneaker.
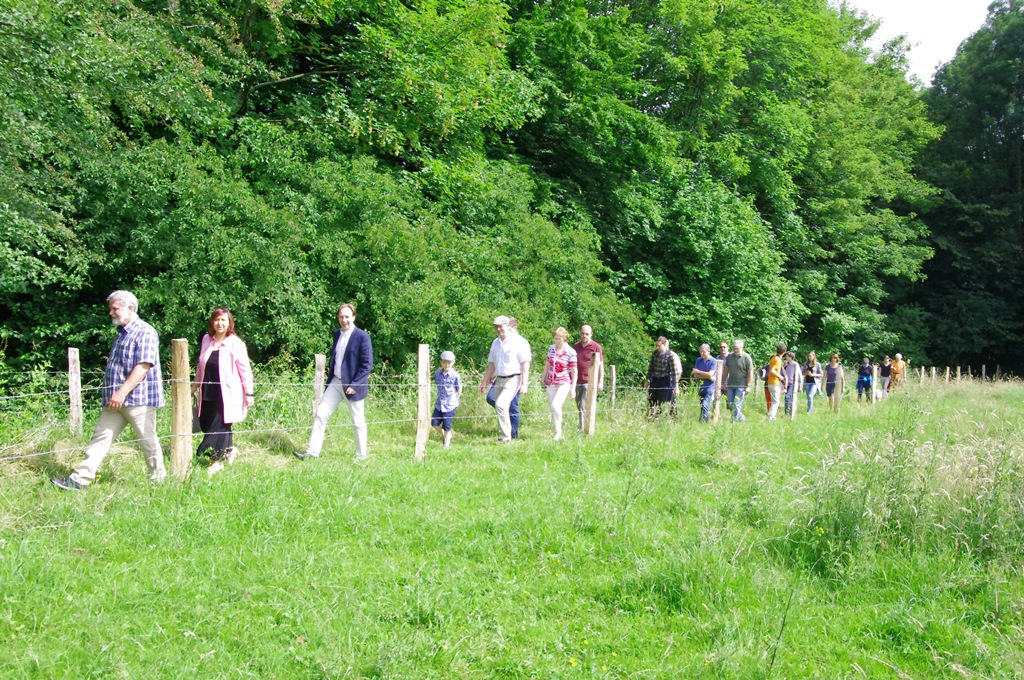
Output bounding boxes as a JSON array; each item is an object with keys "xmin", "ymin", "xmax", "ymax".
[
  {"xmin": 293, "ymin": 451, "xmax": 314, "ymax": 460},
  {"xmin": 51, "ymin": 476, "xmax": 83, "ymax": 491}
]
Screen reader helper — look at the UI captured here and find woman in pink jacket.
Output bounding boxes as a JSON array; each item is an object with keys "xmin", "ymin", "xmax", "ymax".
[{"xmin": 191, "ymin": 307, "xmax": 254, "ymax": 466}]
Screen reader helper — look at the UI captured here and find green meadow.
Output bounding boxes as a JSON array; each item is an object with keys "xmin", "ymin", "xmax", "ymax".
[{"xmin": 3, "ymin": 378, "xmax": 1024, "ymax": 678}]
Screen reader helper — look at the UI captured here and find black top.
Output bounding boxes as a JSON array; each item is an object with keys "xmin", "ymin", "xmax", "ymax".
[{"xmin": 202, "ymin": 350, "xmax": 221, "ymax": 402}]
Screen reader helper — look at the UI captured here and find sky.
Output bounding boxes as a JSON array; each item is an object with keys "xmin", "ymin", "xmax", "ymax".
[{"xmin": 846, "ymin": 0, "xmax": 993, "ymax": 85}]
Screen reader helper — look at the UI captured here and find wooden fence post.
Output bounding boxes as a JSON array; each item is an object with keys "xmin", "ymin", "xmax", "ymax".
[
  {"xmin": 930, "ymin": 366, "xmax": 936, "ymax": 384},
  {"xmin": 996, "ymin": 365, "xmax": 1002, "ymax": 380},
  {"xmin": 584, "ymin": 353, "xmax": 601, "ymax": 436},
  {"xmin": 872, "ymin": 365, "xmax": 879, "ymax": 404},
  {"xmin": 170, "ymin": 338, "xmax": 191, "ymax": 480},
  {"xmin": 792, "ymin": 369, "xmax": 801, "ymax": 421},
  {"xmin": 712, "ymin": 360, "xmax": 724, "ymax": 424},
  {"xmin": 956, "ymin": 366, "xmax": 961, "ymax": 381},
  {"xmin": 67, "ymin": 347, "xmax": 83, "ymax": 437},
  {"xmin": 919, "ymin": 366, "xmax": 925, "ymax": 385},
  {"xmin": 610, "ymin": 365, "xmax": 617, "ymax": 407},
  {"xmin": 313, "ymin": 354, "xmax": 326, "ymax": 417},
  {"xmin": 945, "ymin": 367, "xmax": 950, "ymax": 383},
  {"xmin": 414, "ymin": 344, "xmax": 430, "ymax": 460},
  {"xmin": 982, "ymin": 364, "xmax": 987, "ymax": 381}
]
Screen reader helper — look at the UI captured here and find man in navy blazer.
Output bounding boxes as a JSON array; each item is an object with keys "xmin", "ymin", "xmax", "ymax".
[{"xmin": 295, "ymin": 303, "xmax": 374, "ymax": 461}]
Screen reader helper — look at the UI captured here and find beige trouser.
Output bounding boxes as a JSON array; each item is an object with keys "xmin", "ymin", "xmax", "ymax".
[
  {"xmin": 71, "ymin": 406, "xmax": 166, "ymax": 485},
  {"xmin": 493, "ymin": 374, "xmax": 521, "ymax": 441}
]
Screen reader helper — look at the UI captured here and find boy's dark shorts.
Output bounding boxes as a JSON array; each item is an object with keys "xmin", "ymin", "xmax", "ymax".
[{"xmin": 432, "ymin": 407, "xmax": 456, "ymax": 431}]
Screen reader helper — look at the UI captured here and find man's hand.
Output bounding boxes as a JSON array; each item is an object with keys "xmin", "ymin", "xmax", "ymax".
[
  {"xmin": 107, "ymin": 388, "xmax": 128, "ymax": 411},
  {"xmin": 519, "ymin": 382, "xmax": 528, "ymax": 395},
  {"xmin": 345, "ymin": 387, "xmax": 355, "ymax": 396}
]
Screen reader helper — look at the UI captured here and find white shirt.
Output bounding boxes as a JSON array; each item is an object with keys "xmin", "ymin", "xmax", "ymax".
[
  {"xmin": 488, "ymin": 332, "xmax": 531, "ymax": 377},
  {"xmin": 333, "ymin": 328, "xmax": 352, "ymax": 381}
]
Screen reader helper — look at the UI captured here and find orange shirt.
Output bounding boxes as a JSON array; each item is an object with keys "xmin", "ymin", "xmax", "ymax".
[{"xmin": 767, "ymin": 355, "xmax": 783, "ymax": 386}]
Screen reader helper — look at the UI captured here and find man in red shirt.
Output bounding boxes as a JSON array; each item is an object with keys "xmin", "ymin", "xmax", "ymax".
[{"xmin": 572, "ymin": 325, "xmax": 605, "ymax": 430}]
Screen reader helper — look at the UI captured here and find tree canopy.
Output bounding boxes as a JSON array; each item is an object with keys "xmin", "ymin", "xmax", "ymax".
[
  {"xmin": 1, "ymin": 0, "xmax": 943, "ymax": 374},
  {"xmin": 907, "ymin": 0, "xmax": 1024, "ymax": 371}
]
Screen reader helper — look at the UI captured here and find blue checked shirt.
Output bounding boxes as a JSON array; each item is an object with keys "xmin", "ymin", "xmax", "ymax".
[
  {"xmin": 103, "ymin": 316, "xmax": 164, "ymax": 407},
  {"xmin": 434, "ymin": 368, "xmax": 462, "ymax": 412}
]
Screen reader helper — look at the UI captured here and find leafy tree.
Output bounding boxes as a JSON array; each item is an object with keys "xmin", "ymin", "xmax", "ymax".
[{"xmin": 912, "ymin": 0, "xmax": 1024, "ymax": 370}]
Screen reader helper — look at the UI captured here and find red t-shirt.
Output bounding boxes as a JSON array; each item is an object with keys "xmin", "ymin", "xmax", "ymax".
[{"xmin": 572, "ymin": 340, "xmax": 603, "ymax": 384}]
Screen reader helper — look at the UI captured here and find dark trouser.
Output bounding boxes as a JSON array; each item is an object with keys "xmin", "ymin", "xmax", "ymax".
[
  {"xmin": 197, "ymin": 392, "xmax": 232, "ymax": 457},
  {"xmin": 487, "ymin": 385, "xmax": 520, "ymax": 439},
  {"xmin": 857, "ymin": 377, "xmax": 872, "ymax": 400},
  {"xmin": 698, "ymin": 385, "xmax": 714, "ymax": 422},
  {"xmin": 648, "ymin": 376, "xmax": 676, "ymax": 417}
]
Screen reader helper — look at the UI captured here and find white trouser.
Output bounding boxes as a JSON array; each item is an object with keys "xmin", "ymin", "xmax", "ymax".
[
  {"xmin": 767, "ymin": 384, "xmax": 782, "ymax": 419},
  {"xmin": 546, "ymin": 384, "xmax": 571, "ymax": 439},
  {"xmin": 72, "ymin": 406, "xmax": 165, "ymax": 485},
  {"xmin": 305, "ymin": 382, "xmax": 367, "ymax": 459},
  {"xmin": 493, "ymin": 375, "xmax": 521, "ymax": 441}
]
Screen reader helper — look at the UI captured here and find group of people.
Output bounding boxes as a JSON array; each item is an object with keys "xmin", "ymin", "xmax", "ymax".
[
  {"xmin": 49, "ymin": 293, "xmax": 608, "ymax": 491},
  {"xmin": 644, "ymin": 339, "xmax": 910, "ymax": 423},
  {"xmin": 48, "ymin": 290, "xmax": 915, "ymax": 491},
  {"xmin": 475, "ymin": 316, "xmax": 604, "ymax": 443}
]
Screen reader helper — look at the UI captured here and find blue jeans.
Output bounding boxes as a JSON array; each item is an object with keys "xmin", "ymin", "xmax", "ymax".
[
  {"xmin": 804, "ymin": 383, "xmax": 818, "ymax": 413},
  {"xmin": 726, "ymin": 386, "xmax": 747, "ymax": 421},
  {"xmin": 487, "ymin": 385, "xmax": 520, "ymax": 438},
  {"xmin": 698, "ymin": 385, "xmax": 715, "ymax": 422},
  {"xmin": 784, "ymin": 388, "xmax": 795, "ymax": 416}
]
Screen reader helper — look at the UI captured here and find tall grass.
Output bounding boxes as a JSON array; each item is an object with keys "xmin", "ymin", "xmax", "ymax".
[{"xmin": 3, "ymin": 378, "xmax": 1024, "ymax": 677}]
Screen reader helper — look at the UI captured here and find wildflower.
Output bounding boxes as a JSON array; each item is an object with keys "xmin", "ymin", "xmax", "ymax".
[{"xmin": 570, "ymin": 657, "xmax": 577, "ymax": 667}]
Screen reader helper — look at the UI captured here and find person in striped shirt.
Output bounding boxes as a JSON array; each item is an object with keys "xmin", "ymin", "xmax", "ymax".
[
  {"xmin": 542, "ymin": 328, "xmax": 578, "ymax": 440},
  {"xmin": 52, "ymin": 290, "xmax": 166, "ymax": 490}
]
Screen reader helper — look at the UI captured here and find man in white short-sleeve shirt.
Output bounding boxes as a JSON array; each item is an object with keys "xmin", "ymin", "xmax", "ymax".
[{"xmin": 479, "ymin": 315, "xmax": 531, "ymax": 442}]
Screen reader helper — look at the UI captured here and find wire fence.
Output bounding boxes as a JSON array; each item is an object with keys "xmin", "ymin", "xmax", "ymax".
[{"xmin": 0, "ymin": 359, "xmax": 1001, "ymax": 466}]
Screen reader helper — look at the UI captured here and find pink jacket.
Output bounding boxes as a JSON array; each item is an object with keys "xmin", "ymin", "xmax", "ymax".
[{"xmin": 194, "ymin": 334, "xmax": 254, "ymax": 424}]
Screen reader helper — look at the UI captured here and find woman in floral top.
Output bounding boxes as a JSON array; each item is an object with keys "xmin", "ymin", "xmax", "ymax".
[{"xmin": 542, "ymin": 327, "xmax": 578, "ymax": 440}]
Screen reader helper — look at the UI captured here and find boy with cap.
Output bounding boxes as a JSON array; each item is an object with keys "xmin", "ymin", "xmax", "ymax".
[{"xmin": 432, "ymin": 350, "xmax": 463, "ymax": 448}]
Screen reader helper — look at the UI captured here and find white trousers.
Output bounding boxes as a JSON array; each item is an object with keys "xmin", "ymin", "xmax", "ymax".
[
  {"xmin": 493, "ymin": 375, "xmax": 521, "ymax": 441},
  {"xmin": 767, "ymin": 384, "xmax": 782, "ymax": 420},
  {"xmin": 305, "ymin": 382, "xmax": 367, "ymax": 459},
  {"xmin": 72, "ymin": 406, "xmax": 165, "ymax": 485},
  {"xmin": 546, "ymin": 384, "xmax": 571, "ymax": 439}
]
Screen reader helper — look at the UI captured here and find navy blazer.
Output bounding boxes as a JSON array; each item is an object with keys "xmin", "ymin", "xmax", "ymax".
[{"xmin": 327, "ymin": 326, "xmax": 374, "ymax": 401}]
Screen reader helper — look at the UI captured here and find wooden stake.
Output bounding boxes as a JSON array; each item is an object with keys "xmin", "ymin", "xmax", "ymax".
[
  {"xmin": 712, "ymin": 360, "xmax": 724, "ymax": 424},
  {"xmin": 610, "ymin": 365, "xmax": 617, "ymax": 407},
  {"xmin": 982, "ymin": 364, "xmax": 987, "ymax": 381},
  {"xmin": 996, "ymin": 364, "xmax": 1002, "ymax": 380},
  {"xmin": 930, "ymin": 366, "xmax": 936, "ymax": 384},
  {"xmin": 68, "ymin": 347, "xmax": 83, "ymax": 437},
  {"xmin": 313, "ymin": 354, "xmax": 326, "ymax": 417},
  {"xmin": 584, "ymin": 353, "xmax": 601, "ymax": 436},
  {"xmin": 945, "ymin": 367, "xmax": 950, "ymax": 383},
  {"xmin": 956, "ymin": 366, "xmax": 961, "ymax": 381},
  {"xmin": 919, "ymin": 366, "xmax": 925, "ymax": 385},
  {"xmin": 414, "ymin": 344, "xmax": 430, "ymax": 461},
  {"xmin": 872, "ymin": 365, "xmax": 879, "ymax": 404},
  {"xmin": 170, "ymin": 338, "xmax": 191, "ymax": 480},
  {"xmin": 791, "ymin": 369, "xmax": 801, "ymax": 421}
]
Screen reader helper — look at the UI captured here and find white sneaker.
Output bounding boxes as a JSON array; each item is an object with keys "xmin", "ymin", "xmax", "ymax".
[{"xmin": 225, "ymin": 447, "xmax": 239, "ymax": 465}]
